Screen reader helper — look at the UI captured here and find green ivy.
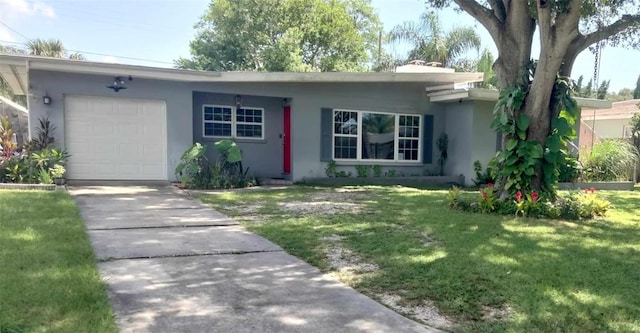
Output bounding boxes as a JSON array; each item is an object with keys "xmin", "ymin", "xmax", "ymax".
[{"xmin": 491, "ymin": 63, "xmax": 578, "ymax": 198}]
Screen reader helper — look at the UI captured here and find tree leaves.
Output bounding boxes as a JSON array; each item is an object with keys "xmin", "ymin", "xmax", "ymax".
[{"xmin": 177, "ymin": 0, "xmax": 382, "ymax": 72}]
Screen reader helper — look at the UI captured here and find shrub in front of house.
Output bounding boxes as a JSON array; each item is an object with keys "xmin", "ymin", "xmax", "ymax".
[
  {"xmin": 175, "ymin": 139, "xmax": 258, "ymax": 189},
  {"xmin": 0, "ymin": 116, "xmax": 69, "ymax": 184},
  {"xmin": 447, "ymin": 184, "xmax": 610, "ymax": 221}
]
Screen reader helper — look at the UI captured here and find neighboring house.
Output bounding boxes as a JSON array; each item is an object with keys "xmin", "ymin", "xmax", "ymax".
[
  {"xmin": 579, "ymin": 99, "xmax": 640, "ymax": 150},
  {"xmin": 0, "ymin": 54, "xmax": 610, "ymax": 185},
  {"xmin": 0, "ymin": 95, "xmax": 28, "ymax": 146}
]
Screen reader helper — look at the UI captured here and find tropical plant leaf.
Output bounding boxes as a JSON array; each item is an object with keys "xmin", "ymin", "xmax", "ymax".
[{"xmin": 516, "ymin": 115, "xmax": 530, "ymax": 131}]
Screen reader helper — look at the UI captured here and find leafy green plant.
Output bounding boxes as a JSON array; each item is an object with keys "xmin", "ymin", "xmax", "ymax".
[
  {"xmin": 325, "ymin": 161, "xmax": 337, "ymax": 177},
  {"xmin": 175, "ymin": 140, "xmax": 256, "ymax": 189},
  {"xmin": 37, "ymin": 168, "xmax": 53, "ymax": 184},
  {"xmin": 355, "ymin": 165, "xmax": 371, "ymax": 178},
  {"xmin": 372, "ymin": 164, "xmax": 382, "ymax": 177},
  {"xmin": 514, "ymin": 190, "xmax": 541, "ymax": 217},
  {"xmin": 175, "ymin": 143, "xmax": 211, "ymax": 188},
  {"xmin": 478, "ymin": 183, "xmax": 497, "ymax": 213},
  {"xmin": 558, "ymin": 155, "xmax": 582, "ymax": 182},
  {"xmin": 581, "ymin": 139, "xmax": 638, "ymax": 181},
  {"xmin": 447, "ymin": 186, "xmax": 460, "ymax": 208},
  {"xmin": 24, "ymin": 117, "xmax": 55, "ymax": 152},
  {"xmin": 491, "ymin": 64, "xmax": 578, "ymax": 198},
  {"xmin": 384, "ymin": 169, "xmax": 397, "ymax": 177},
  {"xmin": 50, "ymin": 164, "xmax": 65, "ymax": 179},
  {"xmin": 436, "ymin": 132, "xmax": 448, "ymax": 176},
  {"xmin": 335, "ymin": 170, "xmax": 351, "ymax": 177},
  {"xmin": 472, "ymin": 160, "xmax": 497, "ymax": 186},
  {"xmin": 451, "ymin": 187, "xmax": 610, "ymax": 221}
]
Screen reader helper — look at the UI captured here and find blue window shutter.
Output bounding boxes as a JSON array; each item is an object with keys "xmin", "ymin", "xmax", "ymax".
[
  {"xmin": 423, "ymin": 114, "xmax": 434, "ymax": 164},
  {"xmin": 321, "ymin": 108, "xmax": 333, "ymax": 162}
]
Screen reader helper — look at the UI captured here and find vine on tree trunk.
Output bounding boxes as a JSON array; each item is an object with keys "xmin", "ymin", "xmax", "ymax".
[{"xmin": 491, "ymin": 61, "xmax": 579, "ymax": 200}]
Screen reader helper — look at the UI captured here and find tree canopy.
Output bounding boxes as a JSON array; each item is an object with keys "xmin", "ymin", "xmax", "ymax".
[
  {"xmin": 389, "ymin": 12, "xmax": 481, "ymax": 67},
  {"xmin": 176, "ymin": 0, "xmax": 382, "ymax": 72}
]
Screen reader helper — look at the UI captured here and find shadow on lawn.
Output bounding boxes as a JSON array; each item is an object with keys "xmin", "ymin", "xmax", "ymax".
[{"xmin": 340, "ymin": 188, "xmax": 640, "ymax": 332}]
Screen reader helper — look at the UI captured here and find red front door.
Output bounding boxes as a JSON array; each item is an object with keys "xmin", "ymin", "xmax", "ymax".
[{"xmin": 283, "ymin": 105, "xmax": 291, "ymax": 174}]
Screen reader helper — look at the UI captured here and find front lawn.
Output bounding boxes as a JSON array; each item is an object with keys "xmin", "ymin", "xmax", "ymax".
[
  {"xmin": 0, "ymin": 190, "xmax": 116, "ymax": 333},
  {"xmin": 198, "ymin": 186, "xmax": 640, "ymax": 332}
]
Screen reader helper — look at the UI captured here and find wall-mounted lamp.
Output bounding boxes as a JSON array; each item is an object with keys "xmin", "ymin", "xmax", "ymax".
[
  {"xmin": 235, "ymin": 95, "xmax": 242, "ymax": 108},
  {"xmin": 42, "ymin": 94, "xmax": 51, "ymax": 105},
  {"xmin": 107, "ymin": 75, "xmax": 133, "ymax": 92}
]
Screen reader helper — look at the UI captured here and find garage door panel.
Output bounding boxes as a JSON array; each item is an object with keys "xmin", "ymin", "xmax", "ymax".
[
  {"xmin": 93, "ymin": 143, "xmax": 117, "ymax": 155},
  {"xmin": 118, "ymin": 123, "xmax": 140, "ymax": 137},
  {"xmin": 65, "ymin": 96, "xmax": 167, "ymax": 180}
]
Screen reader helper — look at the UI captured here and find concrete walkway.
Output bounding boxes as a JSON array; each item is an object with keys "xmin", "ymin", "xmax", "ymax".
[{"xmin": 71, "ymin": 185, "xmax": 441, "ymax": 333}]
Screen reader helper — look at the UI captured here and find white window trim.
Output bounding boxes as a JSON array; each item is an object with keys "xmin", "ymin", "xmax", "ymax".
[
  {"xmin": 331, "ymin": 109, "xmax": 423, "ymax": 163},
  {"xmin": 202, "ymin": 104, "xmax": 265, "ymax": 140}
]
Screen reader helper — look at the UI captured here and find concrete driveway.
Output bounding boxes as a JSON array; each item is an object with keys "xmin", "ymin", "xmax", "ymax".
[{"xmin": 71, "ymin": 185, "xmax": 441, "ymax": 333}]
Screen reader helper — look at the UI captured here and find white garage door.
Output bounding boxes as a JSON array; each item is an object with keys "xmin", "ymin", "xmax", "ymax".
[{"xmin": 64, "ymin": 96, "xmax": 167, "ymax": 180}]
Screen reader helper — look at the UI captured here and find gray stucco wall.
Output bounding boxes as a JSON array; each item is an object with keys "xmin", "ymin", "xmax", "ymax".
[
  {"xmin": 471, "ymin": 101, "xmax": 498, "ymax": 169},
  {"xmin": 28, "ymin": 70, "xmax": 192, "ymax": 181},
  {"xmin": 192, "ymin": 92, "xmax": 284, "ymax": 179},
  {"xmin": 188, "ymin": 82, "xmax": 443, "ymax": 181},
  {"xmin": 27, "ymin": 70, "xmax": 448, "ymax": 182},
  {"xmin": 444, "ymin": 101, "xmax": 475, "ymax": 182},
  {"xmin": 442, "ymin": 100, "xmax": 498, "ymax": 186}
]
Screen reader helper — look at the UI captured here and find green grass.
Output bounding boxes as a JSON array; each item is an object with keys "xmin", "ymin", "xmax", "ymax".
[
  {"xmin": 0, "ymin": 190, "xmax": 116, "ymax": 333},
  {"xmin": 198, "ymin": 186, "xmax": 640, "ymax": 332}
]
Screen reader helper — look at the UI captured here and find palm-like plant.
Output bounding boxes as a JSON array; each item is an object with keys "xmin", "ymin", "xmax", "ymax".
[
  {"xmin": 389, "ymin": 12, "xmax": 481, "ymax": 67},
  {"xmin": 26, "ymin": 38, "xmax": 66, "ymax": 58}
]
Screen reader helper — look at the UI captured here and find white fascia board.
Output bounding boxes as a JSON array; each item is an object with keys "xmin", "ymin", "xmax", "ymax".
[
  {"xmin": 429, "ymin": 91, "xmax": 470, "ymax": 102},
  {"xmin": 0, "ymin": 54, "xmax": 484, "ymax": 84},
  {"xmin": 432, "ymin": 88, "xmax": 613, "ymax": 110},
  {"xmin": 575, "ymin": 98, "xmax": 611, "ymax": 109}
]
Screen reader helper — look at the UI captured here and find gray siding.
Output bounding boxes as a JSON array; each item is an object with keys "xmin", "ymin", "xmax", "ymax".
[
  {"xmin": 188, "ymin": 82, "xmax": 443, "ymax": 181},
  {"xmin": 28, "ymin": 70, "xmax": 192, "ymax": 181},
  {"xmin": 192, "ymin": 92, "xmax": 284, "ymax": 179}
]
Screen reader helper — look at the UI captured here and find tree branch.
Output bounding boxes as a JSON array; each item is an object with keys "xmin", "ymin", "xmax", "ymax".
[
  {"xmin": 452, "ymin": 0, "xmax": 501, "ymax": 40},
  {"xmin": 576, "ymin": 14, "xmax": 640, "ymax": 52}
]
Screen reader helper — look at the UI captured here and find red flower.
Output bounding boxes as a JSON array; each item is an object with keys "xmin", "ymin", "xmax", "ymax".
[
  {"xmin": 482, "ymin": 192, "xmax": 488, "ymax": 200},
  {"xmin": 516, "ymin": 191, "xmax": 523, "ymax": 202},
  {"xmin": 487, "ymin": 183, "xmax": 494, "ymax": 189},
  {"xmin": 590, "ymin": 187, "xmax": 596, "ymax": 194},
  {"xmin": 584, "ymin": 188, "xmax": 589, "ymax": 194},
  {"xmin": 531, "ymin": 191, "xmax": 539, "ymax": 202}
]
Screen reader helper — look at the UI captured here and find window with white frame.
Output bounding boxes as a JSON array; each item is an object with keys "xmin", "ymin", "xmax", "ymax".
[
  {"xmin": 203, "ymin": 105, "xmax": 264, "ymax": 139},
  {"xmin": 332, "ymin": 109, "xmax": 422, "ymax": 162}
]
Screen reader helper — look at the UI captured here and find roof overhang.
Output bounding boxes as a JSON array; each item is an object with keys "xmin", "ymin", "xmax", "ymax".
[
  {"xmin": 0, "ymin": 54, "xmax": 484, "ymax": 96},
  {"xmin": 429, "ymin": 88, "xmax": 613, "ymax": 109}
]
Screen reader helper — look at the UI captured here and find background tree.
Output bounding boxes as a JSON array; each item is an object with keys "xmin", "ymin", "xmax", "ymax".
[
  {"xmin": 176, "ymin": 0, "xmax": 382, "ymax": 72},
  {"xmin": 389, "ymin": 12, "xmax": 481, "ymax": 67},
  {"xmin": 634, "ymin": 74, "xmax": 640, "ymax": 99},
  {"xmin": 607, "ymin": 87, "xmax": 635, "ymax": 101},
  {"xmin": 426, "ymin": 0, "xmax": 640, "ymax": 191},
  {"xmin": 596, "ymin": 79, "xmax": 610, "ymax": 99}
]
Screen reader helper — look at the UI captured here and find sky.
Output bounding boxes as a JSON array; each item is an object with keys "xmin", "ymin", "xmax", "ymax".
[{"xmin": 0, "ymin": 0, "xmax": 638, "ymax": 91}]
